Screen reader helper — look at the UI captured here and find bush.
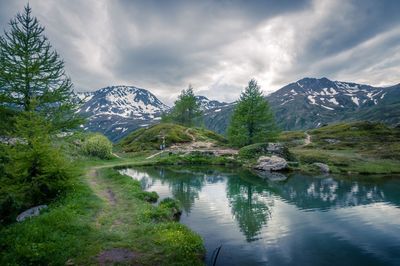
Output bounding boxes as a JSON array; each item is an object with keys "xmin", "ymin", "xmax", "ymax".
[
  {"xmin": 239, "ymin": 143, "xmax": 269, "ymax": 159},
  {"xmin": 239, "ymin": 142, "xmax": 295, "ymax": 161},
  {"xmin": 0, "ymin": 113, "xmax": 74, "ymax": 224},
  {"xmin": 83, "ymin": 134, "xmax": 113, "ymax": 159}
]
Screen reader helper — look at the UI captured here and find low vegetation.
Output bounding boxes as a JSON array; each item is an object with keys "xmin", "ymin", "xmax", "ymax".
[
  {"xmin": 118, "ymin": 123, "xmax": 227, "ymax": 152},
  {"xmin": 0, "ymin": 166, "xmax": 205, "ymax": 265},
  {"xmin": 82, "ymin": 133, "xmax": 113, "ymax": 159},
  {"xmin": 280, "ymin": 121, "xmax": 400, "ymax": 174}
]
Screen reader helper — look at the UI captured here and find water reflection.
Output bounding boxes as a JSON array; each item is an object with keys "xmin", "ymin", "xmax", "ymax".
[
  {"xmin": 226, "ymin": 176, "xmax": 273, "ymax": 242},
  {"xmin": 120, "ymin": 166, "xmax": 400, "ymax": 265}
]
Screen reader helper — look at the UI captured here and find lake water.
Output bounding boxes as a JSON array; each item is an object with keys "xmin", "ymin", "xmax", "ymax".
[{"xmin": 120, "ymin": 166, "xmax": 400, "ymax": 266}]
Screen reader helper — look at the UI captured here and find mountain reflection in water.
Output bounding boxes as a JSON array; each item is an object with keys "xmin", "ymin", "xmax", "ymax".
[{"xmin": 121, "ymin": 166, "xmax": 400, "ymax": 266}]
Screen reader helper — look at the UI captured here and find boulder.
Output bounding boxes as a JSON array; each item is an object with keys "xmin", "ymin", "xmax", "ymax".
[
  {"xmin": 253, "ymin": 155, "xmax": 288, "ymax": 171},
  {"xmin": 16, "ymin": 205, "xmax": 48, "ymax": 222},
  {"xmin": 254, "ymin": 170, "xmax": 288, "ymax": 181},
  {"xmin": 313, "ymin": 162, "xmax": 330, "ymax": 174}
]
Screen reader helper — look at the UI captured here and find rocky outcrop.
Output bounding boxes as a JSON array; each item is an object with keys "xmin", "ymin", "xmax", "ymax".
[
  {"xmin": 313, "ymin": 162, "xmax": 330, "ymax": 174},
  {"xmin": 253, "ymin": 155, "xmax": 288, "ymax": 172},
  {"xmin": 16, "ymin": 205, "xmax": 48, "ymax": 222}
]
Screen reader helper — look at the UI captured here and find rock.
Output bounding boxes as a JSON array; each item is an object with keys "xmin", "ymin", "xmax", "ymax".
[
  {"xmin": 313, "ymin": 162, "xmax": 330, "ymax": 173},
  {"xmin": 324, "ymin": 138, "xmax": 340, "ymax": 144},
  {"xmin": 254, "ymin": 170, "xmax": 288, "ymax": 181},
  {"xmin": 16, "ymin": 205, "xmax": 48, "ymax": 222},
  {"xmin": 267, "ymin": 143, "xmax": 284, "ymax": 153},
  {"xmin": 253, "ymin": 155, "xmax": 288, "ymax": 171}
]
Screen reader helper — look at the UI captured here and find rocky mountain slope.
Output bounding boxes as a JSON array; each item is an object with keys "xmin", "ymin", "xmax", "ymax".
[
  {"xmin": 77, "ymin": 78, "xmax": 400, "ymax": 141},
  {"xmin": 77, "ymin": 85, "xmax": 169, "ymax": 141},
  {"xmin": 204, "ymin": 77, "xmax": 400, "ymax": 134},
  {"xmin": 77, "ymin": 86, "xmax": 227, "ymax": 141}
]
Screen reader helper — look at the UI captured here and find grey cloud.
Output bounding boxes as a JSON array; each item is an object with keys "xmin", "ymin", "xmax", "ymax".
[{"xmin": 0, "ymin": 0, "xmax": 399, "ymax": 104}]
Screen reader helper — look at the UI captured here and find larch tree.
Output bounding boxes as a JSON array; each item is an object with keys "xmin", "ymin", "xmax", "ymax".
[
  {"xmin": 227, "ymin": 79, "xmax": 278, "ymax": 147},
  {"xmin": 0, "ymin": 4, "xmax": 82, "ymax": 133},
  {"xmin": 163, "ymin": 85, "xmax": 203, "ymax": 127}
]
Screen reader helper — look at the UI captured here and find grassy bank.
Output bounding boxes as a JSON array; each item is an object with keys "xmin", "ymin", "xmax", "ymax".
[
  {"xmin": 279, "ymin": 121, "xmax": 400, "ymax": 174},
  {"xmin": 0, "ymin": 158, "xmax": 205, "ymax": 265}
]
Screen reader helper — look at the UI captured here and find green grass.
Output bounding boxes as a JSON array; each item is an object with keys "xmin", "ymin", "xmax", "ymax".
[
  {"xmin": 0, "ymin": 161, "xmax": 205, "ymax": 265},
  {"xmin": 118, "ymin": 123, "xmax": 227, "ymax": 152},
  {"xmin": 284, "ymin": 121, "xmax": 400, "ymax": 174}
]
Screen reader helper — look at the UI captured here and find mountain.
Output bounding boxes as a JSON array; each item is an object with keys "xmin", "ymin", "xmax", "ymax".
[
  {"xmin": 77, "ymin": 78, "xmax": 400, "ymax": 141},
  {"xmin": 77, "ymin": 85, "xmax": 169, "ymax": 141},
  {"xmin": 195, "ymin": 95, "xmax": 229, "ymax": 110},
  {"xmin": 204, "ymin": 77, "xmax": 400, "ymax": 134},
  {"xmin": 76, "ymin": 87, "xmax": 229, "ymax": 141}
]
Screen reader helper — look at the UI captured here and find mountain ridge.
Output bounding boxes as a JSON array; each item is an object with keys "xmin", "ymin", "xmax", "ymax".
[{"xmin": 76, "ymin": 78, "xmax": 400, "ymax": 141}]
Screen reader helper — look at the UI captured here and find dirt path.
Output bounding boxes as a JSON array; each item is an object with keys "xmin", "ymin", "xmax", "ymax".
[
  {"xmin": 146, "ymin": 150, "xmax": 165, "ymax": 159},
  {"xmin": 303, "ymin": 132, "xmax": 312, "ymax": 146},
  {"xmin": 86, "ymin": 166, "xmax": 138, "ymax": 264},
  {"xmin": 185, "ymin": 128, "xmax": 196, "ymax": 141}
]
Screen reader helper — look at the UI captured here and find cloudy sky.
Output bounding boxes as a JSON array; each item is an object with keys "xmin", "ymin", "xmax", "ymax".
[{"xmin": 1, "ymin": 0, "xmax": 399, "ymax": 104}]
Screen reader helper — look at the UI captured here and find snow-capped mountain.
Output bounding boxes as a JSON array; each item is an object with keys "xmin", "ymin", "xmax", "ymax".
[
  {"xmin": 195, "ymin": 95, "xmax": 229, "ymax": 111},
  {"xmin": 270, "ymin": 77, "xmax": 386, "ymax": 112},
  {"xmin": 76, "ymin": 79, "xmax": 400, "ymax": 140},
  {"xmin": 77, "ymin": 86, "xmax": 170, "ymax": 141},
  {"xmin": 76, "ymin": 86, "xmax": 230, "ymax": 141},
  {"xmin": 204, "ymin": 77, "xmax": 400, "ymax": 133}
]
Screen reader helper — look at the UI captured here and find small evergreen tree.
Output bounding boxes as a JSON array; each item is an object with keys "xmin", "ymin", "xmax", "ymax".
[
  {"xmin": 227, "ymin": 79, "xmax": 279, "ymax": 147},
  {"xmin": 0, "ymin": 4, "xmax": 82, "ymax": 133},
  {"xmin": 163, "ymin": 85, "xmax": 203, "ymax": 127},
  {"xmin": 1, "ymin": 112, "xmax": 72, "ymax": 222}
]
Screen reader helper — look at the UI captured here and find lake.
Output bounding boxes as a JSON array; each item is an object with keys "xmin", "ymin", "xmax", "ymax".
[{"xmin": 120, "ymin": 166, "xmax": 400, "ymax": 266}]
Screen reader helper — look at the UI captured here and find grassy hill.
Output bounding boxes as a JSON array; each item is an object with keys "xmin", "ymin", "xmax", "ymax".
[
  {"xmin": 279, "ymin": 121, "xmax": 400, "ymax": 174},
  {"xmin": 118, "ymin": 123, "xmax": 227, "ymax": 152}
]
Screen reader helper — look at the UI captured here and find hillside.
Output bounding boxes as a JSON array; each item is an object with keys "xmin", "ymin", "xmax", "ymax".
[
  {"xmin": 76, "ymin": 78, "xmax": 400, "ymax": 139},
  {"xmin": 118, "ymin": 123, "xmax": 227, "ymax": 153},
  {"xmin": 204, "ymin": 78, "xmax": 400, "ymax": 134},
  {"xmin": 279, "ymin": 121, "xmax": 400, "ymax": 174}
]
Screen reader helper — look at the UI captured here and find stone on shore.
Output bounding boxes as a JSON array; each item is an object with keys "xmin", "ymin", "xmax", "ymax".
[{"xmin": 253, "ymin": 155, "xmax": 288, "ymax": 172}]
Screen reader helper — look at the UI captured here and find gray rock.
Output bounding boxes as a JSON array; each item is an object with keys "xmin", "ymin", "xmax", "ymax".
[
  {"xmin": 16, "ymin": 205, "xmax": 48, "ymax": 222},
  {"xmin": 253, "ymin": 155, "xmax": 288, "ymax": 171},
  {"xmin": 267, "ymin": 143, "xmax": 284, "ymax": 153},
  {"xmin": 254, "ymin": 170, "xmax": 288, "ymax": 181},
  {"xmin": 324, "ymin": 138, "xmax": 340, "ymax": 144},
  {"xmin": 313, "ymin": 162, "xmax": 330, "ymax": 173}
]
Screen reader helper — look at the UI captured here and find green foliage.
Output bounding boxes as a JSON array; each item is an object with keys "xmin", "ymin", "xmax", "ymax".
[
  {"xmin": 0, "ymin": 5, "xmax": 83, "ymax": 133},
  {"xmin": 82, "ymin": 134, "xmax": 113, "ymax": 159},
  {"xmin": 289, "ymin": 121, "xmax": 400, "ymax": 174},
  {"xmin": 119, "ymin": 123, "xmax": 226, "ymax": 152},
  {"xmin": 153, "ymin": 152, "xmax": 240, "ymax": 166},
  {"xmin": 228, "ymin": 79, "xmax": 279, "ymax": 147},
  {"xmin": 239, "ymin": 143, "xmax": 270, "ymax": 159},
  {"xmin": 238, "ymin": 142, "xmax": 294, "ymax": 161},
  {"xmin": 0, "ymin": 172, "xmax": 101, "ymax": 265},
  {"xmin": 151, "ymin": 222, "xmax": 205, "ymax": 262},
  {"xmin": 0, "ymin": 112, "xmax": 73, "ymax": 224},
  {"xmin": 162, "ymin": 85, "xmax": 203, "ymax": 127}
]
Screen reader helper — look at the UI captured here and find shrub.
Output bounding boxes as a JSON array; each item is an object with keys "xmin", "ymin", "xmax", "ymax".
[
  {"xmin": 1, "ymin": 113, "xmax": 74, "ymax": 224},
  {"xmin": 239, "ymin": 143, "xmax": 269, "ymax": 159},
  {"xmin": 239, "ymin": 142, "xmax": 295, "ymax": 161},
  {"xmin": 83, "ymin": 134, "xmax": 113, "ymax": 159}
]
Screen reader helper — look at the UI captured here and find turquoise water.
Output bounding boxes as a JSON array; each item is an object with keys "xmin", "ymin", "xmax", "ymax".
[{"xmin": 121, "ymin": 166, "xmax": 400, "ymax": 266}]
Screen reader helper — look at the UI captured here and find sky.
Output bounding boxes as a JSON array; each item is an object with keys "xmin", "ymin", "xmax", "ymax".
[{"xmin": 1, "ymin": 0, "xmax": 400, "ymax": 104}]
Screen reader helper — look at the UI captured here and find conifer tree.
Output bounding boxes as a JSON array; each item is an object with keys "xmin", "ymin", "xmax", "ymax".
[
  {"xmin": 228, "ymin": 79, "xmax": 278, "ymax": 147},
  {"xmin": 0, "ymin": 4, "xmax": 82, "ymax": 132},
  {"xmin": 163, "ymin": 85, "xmax": 203, "ymax": 127}
]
